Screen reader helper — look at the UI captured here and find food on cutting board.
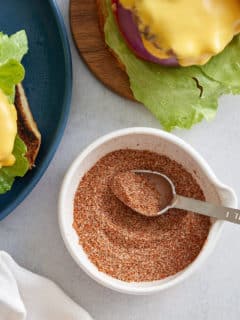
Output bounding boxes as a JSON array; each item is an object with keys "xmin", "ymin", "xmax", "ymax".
[{"xmin": 97, "ymin": 0, "xmax": 240, "ymax": 130}]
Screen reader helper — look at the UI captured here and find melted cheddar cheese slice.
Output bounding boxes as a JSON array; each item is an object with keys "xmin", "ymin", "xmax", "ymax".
[
  {"xmin": 0, "ymin": 89, "xmax": 17, "ymax": 168},
  {"xmin": 120, "ymin": 0, "xmax": 240, "ymax": 66}
]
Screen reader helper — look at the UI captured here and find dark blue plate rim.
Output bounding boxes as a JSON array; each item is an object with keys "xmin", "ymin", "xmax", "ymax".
[{"xmin": 0, "ymin": 0, "xmax": 72, "ymax": 220}]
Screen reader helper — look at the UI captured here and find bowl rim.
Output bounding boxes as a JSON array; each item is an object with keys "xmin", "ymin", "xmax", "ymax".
[{"xmin": 58, "ymin": 127, "xmax": 237, "ymax": 294}]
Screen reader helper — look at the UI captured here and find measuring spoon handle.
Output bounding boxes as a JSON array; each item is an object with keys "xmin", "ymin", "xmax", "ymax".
[{"xmin": 174, "ymin": 195, "xmax": 240, "ymax": 224}]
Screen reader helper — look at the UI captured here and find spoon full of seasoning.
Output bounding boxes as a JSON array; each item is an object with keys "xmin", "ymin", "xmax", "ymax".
[{"xmin": 110, "ymin": 170, "xmax": 240, "ymax": 224}]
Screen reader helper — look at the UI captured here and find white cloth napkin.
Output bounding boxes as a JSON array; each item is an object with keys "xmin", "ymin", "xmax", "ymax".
[{"xmin": 0, "ymin": 251, "xmax": 92, "ymax": 320}]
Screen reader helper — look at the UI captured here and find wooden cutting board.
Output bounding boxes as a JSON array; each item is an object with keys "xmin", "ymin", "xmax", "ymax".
[{"xmin": 70, "ymin": 0, "xmax": 134, "ymax": 100}]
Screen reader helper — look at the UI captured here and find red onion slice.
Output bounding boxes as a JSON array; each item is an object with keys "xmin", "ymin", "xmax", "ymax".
[{"xmin": 112, "ymin": 0, "xmax": 178, "ymax": 66}]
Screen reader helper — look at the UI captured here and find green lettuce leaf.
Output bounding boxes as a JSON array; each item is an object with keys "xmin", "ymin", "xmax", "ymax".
[
  {"xmin": 0, "ymin": 59, "xmax": 25, "ymax": 102},
  {"xmin": 104, "ymin": 0, "xmax": 238, "ymax": 130},
  {"xmin": 0, "ymin": 30, "xmax": 28, "ymax": 65},
  {"xmin": 0, "ymin": 31, "xmax": 29, "ymax": 194},
  {"xmin": 0, "ymin": 136, "xmax": 29, "ymax": 194},
  {"xmin": 200, "ymin": 36, "xmax": 240, "ymax": 94}
]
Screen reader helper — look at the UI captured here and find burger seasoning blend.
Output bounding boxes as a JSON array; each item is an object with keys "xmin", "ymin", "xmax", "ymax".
[
  {"xmin": 110, "ymin": 170, "xmax": 174, "ymax": 216},
  {"xmin": 73, "ymin": 150, "xmax": 211, "ymax": 282}
]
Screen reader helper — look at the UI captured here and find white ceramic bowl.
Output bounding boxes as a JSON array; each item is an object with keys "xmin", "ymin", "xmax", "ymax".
[{"xmin": 59, "ymin": 128, "xmax": 237, "ymax": 295}]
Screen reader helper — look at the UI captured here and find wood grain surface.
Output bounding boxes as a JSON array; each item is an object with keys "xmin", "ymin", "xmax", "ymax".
[{"xmin": 70, "ymin": 0, "xmax": 134, "ymax": 100}]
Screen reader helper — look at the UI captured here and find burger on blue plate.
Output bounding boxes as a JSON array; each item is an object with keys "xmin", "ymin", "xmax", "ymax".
[{"xmin": 0, "ymin": 31, "xmax": 41, "ymax": 194}]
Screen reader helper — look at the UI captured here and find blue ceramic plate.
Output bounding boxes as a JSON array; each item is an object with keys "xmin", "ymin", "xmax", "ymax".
[{"xmin": 0, "ymin": 0, "xmax": 72, "ymax": 220}]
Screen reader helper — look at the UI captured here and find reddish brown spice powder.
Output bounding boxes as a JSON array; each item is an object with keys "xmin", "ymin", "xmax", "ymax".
[
  {"xmin": 73, "ymin": 149, "xmax": 211, "ymax": 282},
  {"xmin": 111, "ymin": 171, "xmax": 164, "ymax": 216}
]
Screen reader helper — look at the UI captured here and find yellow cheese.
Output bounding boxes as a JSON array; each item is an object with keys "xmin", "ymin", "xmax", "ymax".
[
  {"xmin": 119, "ymin": 0, "xmax": 240, "ymax": 66},
  {"xmin": 0, "ymin": 89, "xmax": 17, "ymax": 168}
]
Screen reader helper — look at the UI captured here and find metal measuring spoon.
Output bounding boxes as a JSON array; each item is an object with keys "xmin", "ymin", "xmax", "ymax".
[{"xmin": 112, "ymin": 170, "xmax": 240, "ymax": 224}]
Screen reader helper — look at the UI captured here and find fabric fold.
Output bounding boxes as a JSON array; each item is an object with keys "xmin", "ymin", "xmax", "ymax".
[{"xmin": 0, "ymin": 252, "xmax": 92, "ymax": 320}]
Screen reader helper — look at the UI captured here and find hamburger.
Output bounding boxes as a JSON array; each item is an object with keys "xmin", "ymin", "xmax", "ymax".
[
  {"xmin": 97, "ymin": 0, "xmax": 240, "ymax": 130},
  {"xmin": 0, "ymin": 30, "xmax": 41, "ymax": 194}
]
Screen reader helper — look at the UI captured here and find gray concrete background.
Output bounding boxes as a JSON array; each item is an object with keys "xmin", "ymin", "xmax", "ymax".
[{"xmin": 1, "ymin": 1, "xmax": 240, "ymax": 319}]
